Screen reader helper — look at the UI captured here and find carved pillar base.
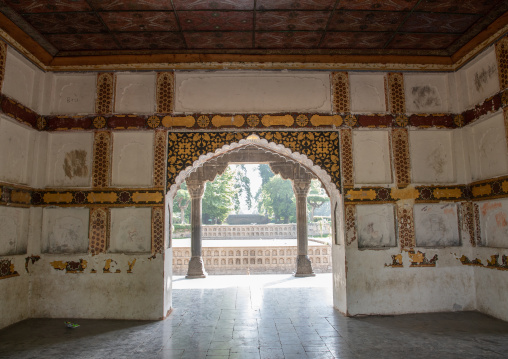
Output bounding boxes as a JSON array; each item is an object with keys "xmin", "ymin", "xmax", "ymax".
[
  {"xmin": 294, "ymin": 255, "xmax": 315, "ymax": 277},
  {"xmin": 186, "ymin": 256, "xmax": 207, "ymax": 278}
]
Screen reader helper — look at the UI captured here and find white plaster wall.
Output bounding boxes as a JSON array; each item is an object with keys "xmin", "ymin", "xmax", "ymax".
[
  {"xmin": 410, "ymin": 130, "xmax": 455, "ymax": 184},
  {"xmin": 174, "ymin": 71, "xmax": 331, "ymax": 113},
  {"xmin": 404, "ymin": 73, "xmax": 449, "ymax": 113},
  {"xmin": 49, "ymin": 73, "xmax": 96, "ymax": 114},
  {"xmin": 41, "ymin": 207, "xmax": 89, "ymax": 254},
  {"xmin": 352, "ymin": 130, "xmax": 391, "ymax": 184},
  {"xmin": 346, "ymin": 248, "xmax": 475, "ymax": 316},
  {"xmin": 115, "ymin": 73, "xmax": 156, "ymax": 114},
  {"xmin": 446, "ymin": 72, "xmax": 463, "ymax": 114},
  {"xmin": 356, "ymin": 204, "xmax": 396, "ymax": 249},
  {"xmin": 2, "ymin": 47, "xmax": 46, "ymax": 112},
  {"xmin": 478, "ymin": 198, "xmax": 508, "ymax": 248},
  {"xmin": 30, "ymin": 254, "xmax": 164, "ymax": 320},
  {"xmin": 452, "ymin": 128, "xmax": 470, "ymax": 185},
  {"xmin": 466, "ymin": 112, "xmax": 508, "ymax": 181},
  {"xmin": 0, "ymin": 206, "xmax": 29, "ymax": 255},
  {"xmin": 0, "ymin": 256, "xmax": 29, "ymax": 329},
  {"xmin": 461, "ymin": 46, "xmax": 500, "ymax": 108},
  {"xmin": 414, "ymin": 203, "xmax": 460, "ymax": 247},
  {"xmin": 111, "ymin": 131, "xmax": 153, "ymax": 187},
  {"xmin": 46, "ymin": 132, "xmax": 93, "ymax": 188},
  {"xmin": 0, "ymin": 117, "xmax": 35, "ymax": 185},
  {"xmin": 474, "ymin": 247, "xmax": 508, "ymax": 322},
  {"xmin": 349, "ymin": 73, "xmax": 386, "ymax": 113},
  {"xmin": 110, "ymin": 207, "xmax": 152, "ymax": 253},
  {"xmin": 332, "ymin": 197, "xmax": 347, "ymax": 314},
  {"xmin": 30, "ymin": 131, "xmax": 48, "ymax": 188}
]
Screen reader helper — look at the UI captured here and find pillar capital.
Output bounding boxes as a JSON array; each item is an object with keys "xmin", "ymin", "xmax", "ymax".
[
  {"xmin": 292, "ymin": 178, "xmax": 312, "ymax": 197},
  {"xmin": 186, "ymin": 179, "xmax": 205, "ymax": 199}
]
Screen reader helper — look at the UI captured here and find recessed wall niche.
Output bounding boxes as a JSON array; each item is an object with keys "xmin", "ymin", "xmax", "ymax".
[
  {"xmin": 414, "ymin": 203, "xmax": 460, "ymax": 247},
  {"xmin": 41, "ymin": 207, "xmax": 90, "ymax": 254},
  {"xmin": 356, "ymin": 204, "xmax": 396, "ymax": 249},
  {"xmin": 478, "ymin": 198, "xmax": 508, "ymax": 248},
  {"xmin": 0, "ymin": 207, "xmax": 29, "ymax": 255},
  {"xmin": 110, "ymin": 207, "xmax": 151, "ymax": 253}
]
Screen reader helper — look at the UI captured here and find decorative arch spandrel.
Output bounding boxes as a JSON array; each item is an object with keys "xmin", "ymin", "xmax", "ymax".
[{"xmin": 166, "ymin": 131, "xmax": 341, "ymax": 191}]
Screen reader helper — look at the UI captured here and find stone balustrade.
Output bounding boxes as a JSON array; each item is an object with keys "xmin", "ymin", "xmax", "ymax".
[
  {"xmin": 198, "ymin": 223, "xmax": 330, "ymax": 240},
  {"xmin": 172, "ymin": 245, "xmax": 332, "ymax": 275}
]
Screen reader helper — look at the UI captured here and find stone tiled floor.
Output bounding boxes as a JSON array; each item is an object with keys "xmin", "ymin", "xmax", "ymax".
[{"xmin": 1, "ymin": 273, "xmax": 508, "ymax": 358}]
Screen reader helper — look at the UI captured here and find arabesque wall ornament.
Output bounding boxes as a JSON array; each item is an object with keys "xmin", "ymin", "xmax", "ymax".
[{"xmin": 167, "ymin": 131, "xmax": 341, "ymax": 191}]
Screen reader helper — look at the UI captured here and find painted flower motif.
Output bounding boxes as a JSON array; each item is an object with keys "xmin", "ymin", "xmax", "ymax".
[
  {"xmin": 296, "ymin": 114, "xmax": 309, "ymax": 127},
  {"xmin": 147, "ymin": 116, "xmax": 161, "ymax": 128},
  {"xmin": 453, "ymin": 114, "xmax": 464, "ymax": 127},
  {"xmin": 197, "ymin": 115, "xmax": 210, "ymax": 128},
  {"xmin": 118, "ymin": 191, "xmax": 131, "ymax": 203},
  {"xmin": 344, "ymin": 114, "xmax": 357, "ymax": 127},
  {"xmin": 93, "ymin": 116, "xmax": 106, "ymax": 129},
  {"xmin": 246, "ymin": 115, "xmax": 260, "ymax": 127},
  {"xmin": 73, "ymin": 192, "xmax": 86, "ymax": 204},
  {"xmin": 37, "ymin": 116, "xmax": 46, "ymax": 130},
  {"xmin": 395, "ymin": 115, "xmax": 408, "ymax": 127}
]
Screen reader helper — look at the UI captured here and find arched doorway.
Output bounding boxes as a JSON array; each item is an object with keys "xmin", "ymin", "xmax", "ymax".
[{"xmin": 163, "ymin": 132, "xmax": 347, "ymax": 315}]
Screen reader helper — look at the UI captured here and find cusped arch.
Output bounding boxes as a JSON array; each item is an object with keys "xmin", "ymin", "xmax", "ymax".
[{"xmin": 166, "ymin": 131, "xmax": 341, "ymax": 200}]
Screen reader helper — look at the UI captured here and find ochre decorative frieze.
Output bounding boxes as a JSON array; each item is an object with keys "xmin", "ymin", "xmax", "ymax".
[
  {"xmin": 460, "ymin": 202, "xmax": 476, "ymax": 247},
  {"xmin": 470, "ymin": 175, "xmax": 508, "ymax": 201},
  {"xmin": 0, "ymin": 95, "xmax": 38, "ymax": 129},
  {"xmin": 156, "ymin": 72, "xmax": 174, "ymax": 113},
  {"xmin": 385, "ymin": 254, "xmax": 403, "ymax": 268},
  {"xmin": 31, "ymin": 188, "xmax": 164, "ymax": 206},
  {"xmin": 151, "ymin": 207, "xmax": 164, "ymax": 255},
  {"xmin": 344, "ymin": 185, "xmax": 469, "ymax": 204},
  {"xmin": 408, "ymin": 250, "xmax": 438, "ymax": 267},
  {"xmin": 0, "ymin": 40, "xmax": 6, "ymax": 92},
  {"xmin": 344, "ymin": 204, "xmax": 356, "ymax": 246},
  {"xmin": 0, "ymin": 183, "xmax": 32, "ymax": 207},
  {"xmin": 340, "ymin": 129, "xmax": 353, "ymax": 188},
  {"xmin": 89, "ymin": 208, "xmax": 109, "ymax": 256},
  {"xmin": 50, "ymin": 259, "xmax": 87, "ymax": 273},
  {"xmin": 387, "ymin": 73, "xmax": 406, "ymax": 114},
  {"xmin": 496, "ymin": 36, "xmax": 508, "ymax": 90},
  {"xmin": 167, "ymin": 131, "xmax": 341, "ymax": 191},
  {"xmin": 95, "ymin": 73, "xmax": 115, "ymax": 114},
  {"xmin": 397, "ymin": 204, "xmax": 415, "ymax": 250},
  {"xmin": 392, "ymin": 128, "xmax": 411, "ymax": 188},
  {"xmin": 92, "ymin": 131, "xmax": 111, "ymax": 188},
  {"xmin": 0, "ymin": 259, "xmax": 19, "ymax": 279},
  {"xmin": 153, "ymin": 130, "xmax": 167, "ymax": 189},
  {"xmin": 459, "ymin": 255, "xmax": 508, "ymax": 271},
  {"xmin": 332, "ymin": 72, "xmax": 350, "ymax": 113}
]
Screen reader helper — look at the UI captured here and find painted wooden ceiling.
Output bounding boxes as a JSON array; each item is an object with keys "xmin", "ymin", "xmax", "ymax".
[{"xmin": 0, "ymin": 0, "xmax": 507, "ymax": 66}]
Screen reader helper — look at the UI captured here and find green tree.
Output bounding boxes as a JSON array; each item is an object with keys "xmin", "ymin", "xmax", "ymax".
[
  {"xmin": 173, "ymin": 182, "xmax": 190, "ymax": 224},
  {"xmin": 258, "ymin": 164, "xmax": 275, "ymax": 185},
  {"xmin": 233, "ymin": 165, "xmax": 253, "ymax": 213},
  {"xmin": 202, "ymin": 167, "xmax": 237, "ymax": 224},
  {"xmin": 307, "ymin": 180, "xmax": 329, "ymax": 221},
  {"xmin": 258, "ymin": 175, "xmax": 296, "ymax": 223}
]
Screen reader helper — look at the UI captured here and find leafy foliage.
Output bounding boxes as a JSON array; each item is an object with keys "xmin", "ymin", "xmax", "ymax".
[
  {"xmin": 257, "ymin": 175, "xmax": 296, "ymax": 223},
  {"xmin": 307, "ymin": 180, "xmax": 329, "ymax": 221},
  {"xmin": 173, "ymin": 182, "xmax": 191, "ymax": 224},
  {"xmin": 202, "ymin": 167, "xmax": 237, "ymax": 224},
  {"xmin": 233, "ymin": 165, "xmax": 253, "ymax": 213}
]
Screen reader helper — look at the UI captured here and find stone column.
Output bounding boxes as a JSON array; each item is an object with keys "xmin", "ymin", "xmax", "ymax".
[
  {"xmin": 185, "ymin": 179, "xmax": 207, "ymax": 278},
  {"xmin": 293, "ymin": 178, "xmax": 315, "ymax": 277}
]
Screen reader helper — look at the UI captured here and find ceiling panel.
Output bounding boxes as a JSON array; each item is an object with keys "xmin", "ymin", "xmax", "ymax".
[{"xmin": 0, "ymin": 0, "xmax": 506, "ymax": 60}]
